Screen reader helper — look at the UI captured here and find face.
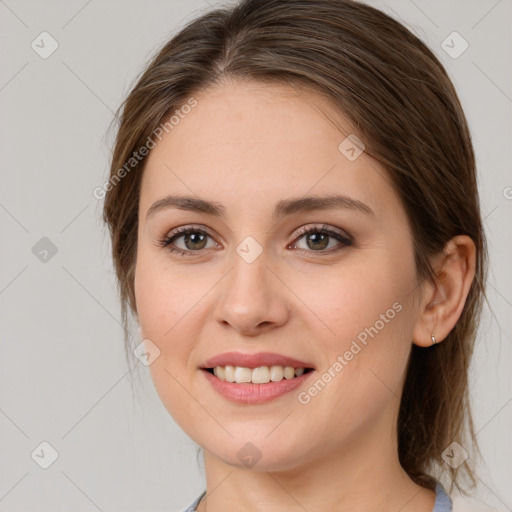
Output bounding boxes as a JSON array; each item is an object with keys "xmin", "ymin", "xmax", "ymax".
[{"xmin": 134, "ymin": 79, "xmax": 423, "ymax": 471}]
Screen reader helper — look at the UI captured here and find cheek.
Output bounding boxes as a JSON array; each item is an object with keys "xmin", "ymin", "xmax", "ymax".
[
  {"xmin": 135, "ymin": 240, "xmax": 195, "ymax": 333},
  {"xmin": 133, "ymin": 250, "xmax": 195, "ymax": 373},
  {"xmin": 293, "ymin": 256, "xmax": 415, "ymax": 351},
  {"xmin": 293, "ymin": 254, "xmax": 416, "ymax": 400},
  {"xmin": 300, "ymin": 267, "xmax": 416, "ymax": 432},
  {"xmin": 133, "ymin": 248, "xmax": 218, "ymax": 418},
  {"xmin": 134, "ymin": 258, "xmax": 200, "ymax": 429}
]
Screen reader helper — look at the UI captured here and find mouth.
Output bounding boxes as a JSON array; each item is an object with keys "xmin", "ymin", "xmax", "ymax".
[{"xmin": 200, "ymin": 364, "xmax": 316, "ymax": 404}]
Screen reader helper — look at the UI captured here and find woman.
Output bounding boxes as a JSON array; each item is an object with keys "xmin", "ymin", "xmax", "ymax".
[{"xmin": 103, "ymin": 0, "xmax": 491, "ymax": 510}]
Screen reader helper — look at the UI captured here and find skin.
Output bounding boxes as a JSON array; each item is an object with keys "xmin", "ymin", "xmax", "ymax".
[{"xmin": 134, "ymin": 78, "xmax": 476, "ymax": 512}]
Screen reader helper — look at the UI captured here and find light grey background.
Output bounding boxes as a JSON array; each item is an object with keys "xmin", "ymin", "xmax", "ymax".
[{"xmin": 0, "ymin": 0, "xmax": 510, "ymax": 511}]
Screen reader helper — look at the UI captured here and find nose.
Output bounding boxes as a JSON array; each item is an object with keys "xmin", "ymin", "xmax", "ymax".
[{"xmin": 213, "ymin": 249, "xmax": 290, "ymax": 337}]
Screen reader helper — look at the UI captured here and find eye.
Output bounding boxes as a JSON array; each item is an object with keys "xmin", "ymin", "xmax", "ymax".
[
  {"xmin": 290, "ymin": 224, "xmax": 352, "ymax": 254},
  {"xmin": 158, "ymin": 225, "xmax": 219, "ymax": 256}
]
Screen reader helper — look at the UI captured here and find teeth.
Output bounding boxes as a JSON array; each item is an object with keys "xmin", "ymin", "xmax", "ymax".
[
  {"xmin": 283, "ymin": 366, "xmax": 295, "ymax": 379},
  {"xmin": 209, "ymin": 365, "xmax": 309, "ymax": 384},
  {"xmin": 234, "ymin": 366, "xmax": 252, "ymax": 383},
  {"xmin": 252, "ymin": 366, "xmax": 270, "ymax": 384},
  {"xmin": 225, "ymin": 365, "xmax": 236, "ymax": 382},
  {"xmin": 270, "ymin": 365, "xmax": 283, "ymax": 381},
  {"xmin": 215, "ymin": 366, "xmax": 225, "ymax": 380}
]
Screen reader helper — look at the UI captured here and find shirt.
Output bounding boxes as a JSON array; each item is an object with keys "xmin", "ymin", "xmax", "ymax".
[{"xmin": 179, "ymin": 481, "xmax": 453, "ymax": 511}]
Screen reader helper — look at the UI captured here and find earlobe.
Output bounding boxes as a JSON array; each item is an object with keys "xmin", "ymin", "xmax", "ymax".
[{"xmin": 412, "ymin": 235, "xmax": 476, "ymax": 348}]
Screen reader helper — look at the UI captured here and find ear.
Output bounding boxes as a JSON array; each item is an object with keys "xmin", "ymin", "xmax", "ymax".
[{"xmin": 412, "ymin": 235, "xmax": 476, "ymax": 347}]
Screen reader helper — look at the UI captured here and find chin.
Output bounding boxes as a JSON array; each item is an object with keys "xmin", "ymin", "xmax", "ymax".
[{"xmin": 201, "ymin": 434, "xmax": 316, "ymax": 473}]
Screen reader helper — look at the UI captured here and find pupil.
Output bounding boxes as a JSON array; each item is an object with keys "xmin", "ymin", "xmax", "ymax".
[
  {"xmin": 308, "ymin": 233, "xmax": 328, "ymax": 250},
  {"xmin": 185, "ymin": 233, "xmax": 207, "ymax": 250}
]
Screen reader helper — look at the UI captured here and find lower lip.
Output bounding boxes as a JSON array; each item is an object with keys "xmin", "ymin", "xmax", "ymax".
[{"xmin": 201, "ymin": 369, "xmax": 315, "ymax": 404}]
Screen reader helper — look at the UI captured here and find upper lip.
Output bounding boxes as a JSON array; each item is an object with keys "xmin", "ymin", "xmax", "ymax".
[{"xmin": 201, "ymin": 351, "xmax": 315, "ymax": 369}]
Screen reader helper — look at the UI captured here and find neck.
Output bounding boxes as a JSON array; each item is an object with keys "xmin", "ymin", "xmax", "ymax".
[{"xmin": 196, "ymin": 406, "xmax": 436, "ymax": 512}]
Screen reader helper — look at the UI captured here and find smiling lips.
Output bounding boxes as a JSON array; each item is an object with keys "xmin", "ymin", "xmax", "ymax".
[{"xmin": 200, "ymin": 351, "xmax": 316, "ymax": 404}]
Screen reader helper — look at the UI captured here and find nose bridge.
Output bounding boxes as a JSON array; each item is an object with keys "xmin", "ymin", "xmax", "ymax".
[
  {"xmin": 228, "ymin": 239, "xmax": 274, "ymax": 310},
  {"xmin": 214, "ymin": 237, "xmax": 289, "ymax": 334}
]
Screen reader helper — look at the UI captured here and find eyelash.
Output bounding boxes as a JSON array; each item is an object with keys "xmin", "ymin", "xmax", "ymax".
[{"xmin": 157, "ymin": 224, "xmax": 353, "ymax": 257}]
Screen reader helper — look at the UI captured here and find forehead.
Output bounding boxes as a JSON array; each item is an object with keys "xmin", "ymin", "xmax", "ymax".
[{"xmin": 140, "ymin": 79, "xmax": 394, "ymax": 220}]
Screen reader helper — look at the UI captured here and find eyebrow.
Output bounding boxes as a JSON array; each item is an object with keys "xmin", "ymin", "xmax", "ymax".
[{"xmin": 145, "ymin": 194, "xmax": 374, "ymax": 220}]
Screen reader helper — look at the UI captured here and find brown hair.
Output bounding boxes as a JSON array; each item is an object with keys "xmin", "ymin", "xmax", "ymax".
[{"xmin": 103, "ymin": 0, "xmax": 487, "ymax": 495}]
